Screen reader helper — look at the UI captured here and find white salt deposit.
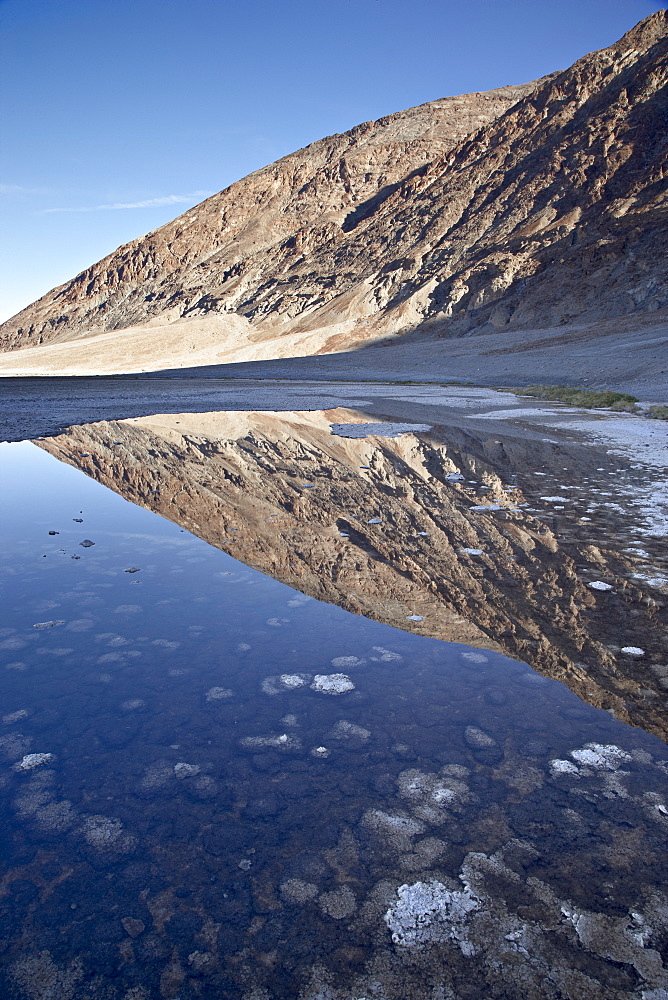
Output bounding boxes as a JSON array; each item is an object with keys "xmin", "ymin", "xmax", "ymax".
[
  {"xmin": 310, "ymin": 674, "xmax": 355, "ymax": 695},
  {"xmin": 15, "ymin": 753, "xmax": 53, "ymax": 771},
  {"xmin": 549, "ymin": 759, "xmax": 580, "ymax": 777},
  {"xmin": 570, "ymin": 743, "xmax": 632, "ymax": 770},
  {"xmin": 384, "ymin": 880, "xmax": 480, "ymax": 952}
]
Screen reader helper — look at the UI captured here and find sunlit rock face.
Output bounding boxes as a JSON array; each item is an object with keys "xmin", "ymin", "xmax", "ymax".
[
  {"xmin": 37, "ymin": 407, "xmax": 668, "ymax": 741},
  {"xmin": 2, "ymin": 13, "xmax": 667, "ymax": 374}
]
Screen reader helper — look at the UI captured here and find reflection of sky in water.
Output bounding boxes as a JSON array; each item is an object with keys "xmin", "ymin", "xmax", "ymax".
[{"xmin": 1, "ymin": 441, "xmax": 667, "ymax": 1000}]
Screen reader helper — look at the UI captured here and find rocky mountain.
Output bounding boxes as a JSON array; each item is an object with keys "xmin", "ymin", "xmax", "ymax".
[
  {"xmin": 37, "ymin": 408, "xmax": 668, "ymax": 741},
  {"xmin": 1, "ymin": 12, "xmax": 667, "ymax": 374}
]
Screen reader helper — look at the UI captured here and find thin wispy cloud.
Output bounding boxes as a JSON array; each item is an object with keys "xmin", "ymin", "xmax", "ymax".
[
  {"xmin": 38, "ymin": 191, "xmax": 214, "ymax": 214},
  {"xmin": 1, "ymin": 183, "xmax": 50, "ymax": 196}
]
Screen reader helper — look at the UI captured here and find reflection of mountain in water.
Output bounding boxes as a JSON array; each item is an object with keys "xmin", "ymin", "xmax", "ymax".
[{"xmin": 38, "ymin": 408, "xmax": 668, "ymax": 741}]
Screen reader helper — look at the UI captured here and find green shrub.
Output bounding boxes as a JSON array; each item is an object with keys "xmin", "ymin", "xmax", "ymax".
[
  {"xmin": 510, "ymin": 385, "xmax": 639, "ymax": 410},
  {"xmin": 648, "ymin": 405, "xmax": 668, "ymax": 420}
]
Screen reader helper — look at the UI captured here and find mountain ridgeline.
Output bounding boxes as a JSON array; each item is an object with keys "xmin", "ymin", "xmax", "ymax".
[{"xmin": 1, "ymin": 11, "xmax": 667, "ymax": 371}]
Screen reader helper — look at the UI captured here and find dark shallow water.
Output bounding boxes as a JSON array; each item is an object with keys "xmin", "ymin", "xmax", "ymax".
[{"xmin": 1, "ymin": 440, "xmax": 667, "ymax": 1000}]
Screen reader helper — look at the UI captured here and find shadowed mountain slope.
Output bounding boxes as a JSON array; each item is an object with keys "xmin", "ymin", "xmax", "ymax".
[{"xmin": 1, "ymin": 11, "xmax": 667, "ymax": 374}]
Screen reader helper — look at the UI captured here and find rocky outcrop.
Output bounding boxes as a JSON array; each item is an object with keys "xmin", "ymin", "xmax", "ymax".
[
  {"xmin": 0, "ymin": 83, "xmax": 539, "ymax": 354},
  {"xmin": 37, "ymin": 407, "xmax": 668, "ymax": 741},
  {"xmin": 2, "ymin": 12, "xmax": 667, "ymax": 370}
]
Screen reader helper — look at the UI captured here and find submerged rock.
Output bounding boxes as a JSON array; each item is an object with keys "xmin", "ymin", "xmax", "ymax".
[
  {"xmin": 319, "ymin": 886, "xmax": 357, "ymax": 919},
  {"xmin": 464, "ymin": 726, "xmax": 497, "ymax": 749},
  {"xmin": 329, "ymin": 720, "xmax": 370, "ymax": 743},
  {"xmin": 280, "ymin": 879, "xmax": 319, "ymax": 904}
]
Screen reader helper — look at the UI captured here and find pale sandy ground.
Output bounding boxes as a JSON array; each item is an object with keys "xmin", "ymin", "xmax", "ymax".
[
  {"xmin": 0, "ymin": 311, "xmax": 666, "ymax": 399},
  {"xmin": 0, "ymin": 313, "xmax": 363, "ymax": 377}
]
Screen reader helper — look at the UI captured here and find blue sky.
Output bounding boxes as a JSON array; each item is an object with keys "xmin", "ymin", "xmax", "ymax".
[{"xmin": 0, "ymin": 0, "xmax": 662, "ymax": 323}]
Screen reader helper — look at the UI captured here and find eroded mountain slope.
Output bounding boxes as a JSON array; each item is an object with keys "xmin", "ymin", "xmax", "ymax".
[
  {"xmin": 2, "ymin": 11, "xmax": 666, "ymax": 372},
  {"xmin": 0, "ymin": 84, "xmax": 537, "ymax": 353}
]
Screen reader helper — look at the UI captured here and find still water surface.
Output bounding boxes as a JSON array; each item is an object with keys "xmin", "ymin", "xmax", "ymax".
[{"xmin": 1, "ymin": 434, "xmax": 667, "ymax": 1000}]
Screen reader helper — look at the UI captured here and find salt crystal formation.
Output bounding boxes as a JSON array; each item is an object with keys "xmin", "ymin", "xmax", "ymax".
[
  {"xmin": 362, "ymin": 810, "xmax": 426, "ymax": 852},
  {"xmin": 174, "ymin": 763, "xmax": 200, "ymax": 779},
  {"xmin": 240, "ymin": 733, "xmax": 302, "ymax": 750},
  {"xmin": 280, "ymin": 880, "xmax": 320, "ymax": 904},
  {"xmin": 371, "ymin": 646, "xmax": 402, "ymax": 662},
  {"xmin": 15, "ymin": 753, "xmax": 53, "ymax": 770},
  {"xmin": 570, "ymin": 743, "xmax": 632, "ymax": 770},
  {"xmin": 460, "ymin": 651, "xmax": 488, "ymax": 664},
  {"xmin": 549, "ymin": 759, "xmax": 580, "ymax": 777},
  {"xmin": 3, "ymin": 710, "xmax": 29, "ymax": 724},
  {"xmin": 310, "ymin": 674, "xmax": 355, "ymax": 695},
  {"xmin": 397, "ymin": 766, "xmax": 472, "ymax": 824},
  {"xmin": 81, "ymin": 815, "xmax": 132, "ymax": 850},
  {"xmin": 120, "ymin": 699, "xmax": 145, "ymax": 711},
  {"xmin": 330, "ymin": 720, "xmax": 371, "ymax": 743},
  {"xmin": 262, "ymin": 673, "xmax": 311, "ymax": 695},
  {"xmin": 384, "ymin": 880, "xmax": 480, "ymax": 952},
  {"xmin": 319, "ymin": 886, "xmax": 357, "ymax": 919},
  {"xmin": 205, "ymin": 686, "xmax": 233, "ymax": 700},
  {"xmin": 331, "ymin": 656, "xmax": 365, "ymax": 668}
]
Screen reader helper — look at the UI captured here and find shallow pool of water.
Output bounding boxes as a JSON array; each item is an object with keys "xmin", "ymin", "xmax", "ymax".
[{"xmin": 1, "ymin": 438, "xmax": 667, "ymax": 1000}]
